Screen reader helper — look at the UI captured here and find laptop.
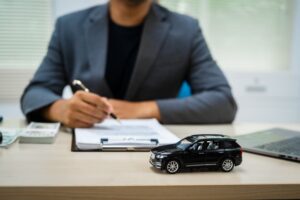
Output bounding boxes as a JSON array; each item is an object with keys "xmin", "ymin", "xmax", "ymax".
[{"xmin": 235, "ymin": 128, "xmax": 300, "ymax": 162}]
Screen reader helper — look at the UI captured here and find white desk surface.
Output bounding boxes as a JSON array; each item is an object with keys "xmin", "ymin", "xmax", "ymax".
[{"xmin": 0, "ymin": 120, "xmax": 300, "ymax": 200}]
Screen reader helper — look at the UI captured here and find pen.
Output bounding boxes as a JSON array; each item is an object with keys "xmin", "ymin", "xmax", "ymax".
[{"xmin": 72, "ymin": 80, "xmax": 121, "ymax": 124}]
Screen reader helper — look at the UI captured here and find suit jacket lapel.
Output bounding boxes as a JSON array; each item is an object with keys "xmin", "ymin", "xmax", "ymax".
[
  {"xmin": 84, "ymin": 4, "xmax": 113, "ymax": 97},
  {"xmin": 125, "ymin": 5, "xmax": 170, "ymax": 100}
]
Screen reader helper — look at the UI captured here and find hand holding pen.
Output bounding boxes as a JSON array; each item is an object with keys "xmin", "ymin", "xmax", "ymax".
[
  {"xmin": 43, "ymin": 80, "xmax": 119, "ymax": 128},
  {"xmin": 72, "ymin": 80, "xmax": 121, "ymax": 124}
]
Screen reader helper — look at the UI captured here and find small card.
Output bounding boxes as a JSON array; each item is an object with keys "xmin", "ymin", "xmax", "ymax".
[{"xmin": 19, "ymin": 122, "xmax": 61, "ymax": 144}]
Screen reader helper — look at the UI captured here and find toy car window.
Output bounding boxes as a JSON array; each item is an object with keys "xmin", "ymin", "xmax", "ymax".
[
  {"xmin": 197, "ymin": 142, "xmax": 204, "ymax": 151},
  {"xmin": 197, "ymin": 146, "xmax": 202, "ymax": 151},
  {"xmin": 223, "ymin": 141, "xmax": 233, "ymax": 148},
  {"xmin": 177, "ymin": 139, "xmax": 193, "ymax": 150},
  {"xmin": 206, "ymin": 141, "xmax": 219, "ymax": 150},
  {"xmin": 190, "ymin": 143, "xmax": 198, "ymax": 151}
]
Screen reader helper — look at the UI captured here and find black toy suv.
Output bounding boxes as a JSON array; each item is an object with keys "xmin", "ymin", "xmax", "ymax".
[{"xmin": 150, "ymin": 134, "xmax": 242, "ymax": 174}]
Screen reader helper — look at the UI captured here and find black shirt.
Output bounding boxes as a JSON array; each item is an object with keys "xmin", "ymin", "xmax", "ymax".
[{"xmin": 105, "ymin": 17, "xmax": 144, "ymax": 99}]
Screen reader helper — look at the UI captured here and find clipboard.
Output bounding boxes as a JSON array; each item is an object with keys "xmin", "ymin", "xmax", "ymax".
[
  {"xmin": 71, "ymin": 130, "xmax": 159, "ymax": 152},
  {"xmin": 71, "ymin": 131, "xmax": 100, "ymax": 152},
  {"xmin": 71, "ymin": 119, "xmax": 180, "ymax": 152}
]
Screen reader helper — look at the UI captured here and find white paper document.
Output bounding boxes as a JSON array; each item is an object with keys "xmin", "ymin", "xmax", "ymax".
[{"xmin": 75, "ymin": 119, "xmax": 180, "ymax": 150}]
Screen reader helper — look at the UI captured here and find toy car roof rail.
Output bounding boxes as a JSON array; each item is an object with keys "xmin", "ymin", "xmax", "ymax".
[
  {"xmin": 187, "ymin": 134, "xmax": 236, "ymax": 142},
  {"xmin": 189, "ymin": 134, "xmax": 229, "ymax": 138}
]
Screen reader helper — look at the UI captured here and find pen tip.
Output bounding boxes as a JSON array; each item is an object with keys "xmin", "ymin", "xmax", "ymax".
[{"xmin": 110, "ymin": 113, "xmax": 121, "ymax": 124}]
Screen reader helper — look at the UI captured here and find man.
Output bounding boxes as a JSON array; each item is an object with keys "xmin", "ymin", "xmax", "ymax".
[{"xmin": 21, "ymin": 0, "xmax": 237, "ymax": 128}]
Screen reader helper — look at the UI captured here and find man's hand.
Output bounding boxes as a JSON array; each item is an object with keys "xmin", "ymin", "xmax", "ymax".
[
  {"xmin": 43, "ymin": 91, "xmax": 114, "ymax": 128},
  {"xmin": 108, "ymin": 99, "xmax": 161, "ymax": 120}
]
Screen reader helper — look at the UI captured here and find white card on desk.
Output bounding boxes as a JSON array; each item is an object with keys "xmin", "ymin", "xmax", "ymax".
[
  {"xmin": 19, "ymin": 122, "xmax": 61, "ymax": 144},
  {"xmin": 75, "ymin": 119, "xmax": 180, "ymax": 151}
]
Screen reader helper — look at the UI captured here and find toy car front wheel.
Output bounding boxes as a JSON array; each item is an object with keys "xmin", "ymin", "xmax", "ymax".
[
  {"xmin": 166, "ymin": 160, "xmax": 180, "ymax": 174},
  {"xmin": 221, "ymin": 158, "xmax": 234, "ymax": 172}
]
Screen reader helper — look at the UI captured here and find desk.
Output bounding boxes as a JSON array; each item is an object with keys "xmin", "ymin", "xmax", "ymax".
[{"xmin": 0, "ymin": 120, "xmax": 299, "ymax": 200}]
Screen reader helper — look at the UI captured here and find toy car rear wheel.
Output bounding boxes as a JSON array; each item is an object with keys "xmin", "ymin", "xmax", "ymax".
[
  {"xmin": 166, "ymin": 160, "xmax": 180, "ymax": 174},
  {"xmin": 221, "ymin": 158, "xmax": 234, "ymax": 172}
]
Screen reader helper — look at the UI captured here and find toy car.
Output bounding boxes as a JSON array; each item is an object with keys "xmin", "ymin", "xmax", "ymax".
[{"xmin": 150, "ymin": 134, "xmax": 242, "ymax": 174}]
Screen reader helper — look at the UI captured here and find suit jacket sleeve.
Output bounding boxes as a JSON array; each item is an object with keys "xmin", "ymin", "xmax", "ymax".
[
  {"xmin": 156, "ymin": 20, "xmax": 238, "ymax": 124},
  {"xmin": 20, "ymin": 18, "xmax": 67, "ymax": 121}
]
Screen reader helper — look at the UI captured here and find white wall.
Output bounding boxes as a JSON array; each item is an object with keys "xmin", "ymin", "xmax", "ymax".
[{"xmin": 228, "ymin": 0, "xmax": 300, "ymax": 123}]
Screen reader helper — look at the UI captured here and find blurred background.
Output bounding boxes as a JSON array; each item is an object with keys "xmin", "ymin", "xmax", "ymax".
[{"xmin": 0, "ymin": 0, "xmax": 299, "ymax": 123}]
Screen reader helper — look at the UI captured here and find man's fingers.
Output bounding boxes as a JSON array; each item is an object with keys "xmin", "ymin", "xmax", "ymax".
[
  {"xmin": 75, "ymin": 101, "xmax": 108, "ymax": 120},
  {"xmin": 101, "ymin": 97, "xmax": 114, "ymax": 114},
  {"xmin": 76, "ymin": 91, "xmax": 113, "ymax": 113},
  {"xmin": 73, "ymin": 110, "xmax": 101, "ymax": 125}
]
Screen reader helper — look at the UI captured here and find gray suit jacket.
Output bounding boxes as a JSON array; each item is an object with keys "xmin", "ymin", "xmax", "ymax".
[{"xmin": 21, "ymin": 3, "xmax": 237, "ymax": 124}]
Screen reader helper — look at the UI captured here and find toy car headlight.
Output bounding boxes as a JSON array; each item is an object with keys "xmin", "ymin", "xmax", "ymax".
[{"xmin": 156, "ymin": 154, "xmax": 166, "ymax": 159}]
